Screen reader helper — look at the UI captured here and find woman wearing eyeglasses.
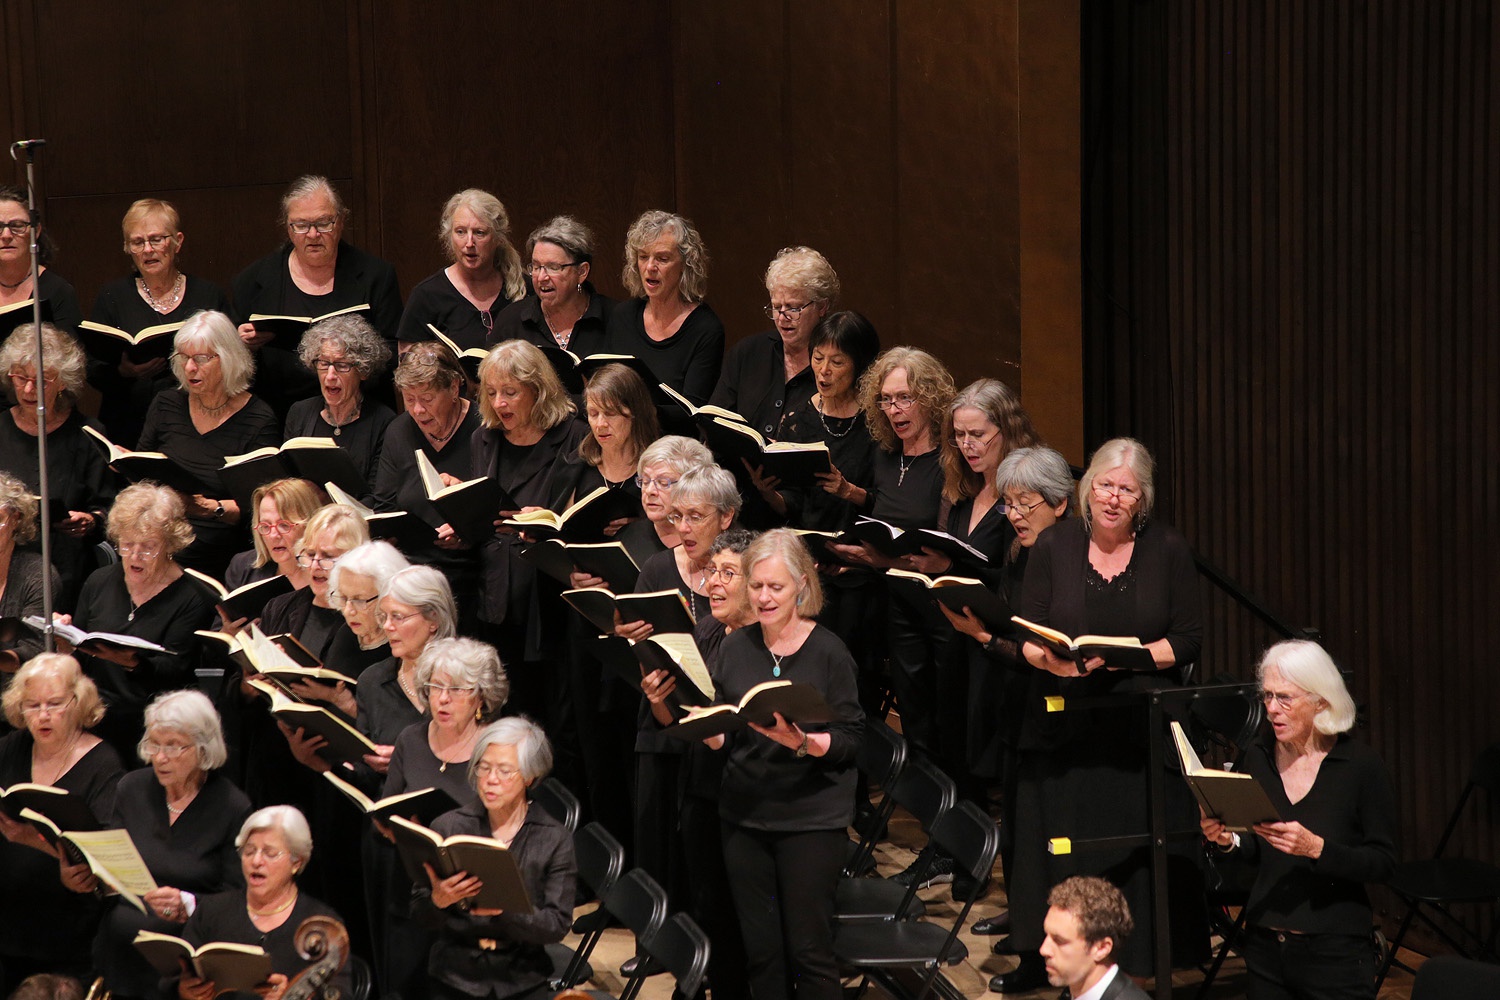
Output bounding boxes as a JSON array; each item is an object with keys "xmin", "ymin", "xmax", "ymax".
[
  {"xmin": 88, "ymin": 199, "xmax": 231, "ymax": 448},
  {"xmin": 998, "ymin": 437, "xmax": 1208, "ymax": 991},
  {"xmin": 397, "ymin": 189, "xmax": 525, "ymax": 354},
  {"xmin": 220, "ymin": 478, "xmax": 321, "ymax": 607},
  {"xmin": 0, "ymin": 654, "xmax": 122, "ymax": 995},
  {"xmin": 375, "ymin": 636, "xmax": 507, "ymax": 1000},
  {"xmin": 63, "ymin": 484, "xmax": 218, "ymax": 763},
  {"xmin": 233, "ymin": 175, "xmax": 403, "ymax": 422},
  {"xmin": 285, "ymin": 314, "xmax": 396, "ymax": 489},
  {"xmin": 491, "ymin": 216, "xmax": 615, "ymax": 362},
  {"xmin": 138, "ymin": 310, "xmax": 280, "ymax": 578},
  {"xmin": 0, "ymin": 324, "xmax": 116, "ymax": 611},
  {"xmin": 172, "ymin": 806, "xmax": 351, "ymax": 1000},
  {"xmin": 415, "ymin": 717, "xmax": 575, "ymax": 1000},
  {"xmin": 0, "ymin": 186, "xmax": 82, "ymax": 333},
  {"xmin": 606, "ymin": 210, "xmax": 724, "ymax": 404},
  {"xmin": 62, "ymin": 690, "xmax": 251, "ymax": 1000},
  {"xmin": 824, "ymin": 347, "xmax": 955, "ymax": 761}
]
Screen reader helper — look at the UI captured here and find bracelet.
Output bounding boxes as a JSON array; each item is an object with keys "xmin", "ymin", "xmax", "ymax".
[{"xmin": 794, "ymin": 733, "xmax": 811, "ymax": 758}]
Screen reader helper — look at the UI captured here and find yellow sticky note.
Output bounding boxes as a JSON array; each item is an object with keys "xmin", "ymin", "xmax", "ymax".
[
  {"xmin": 1045, "ymin": 695, "xmax": 1066, "ymax": 713},
  {"xmin": 1048, "ymin": 837, "xmax": 1072, "ymax": 856}
]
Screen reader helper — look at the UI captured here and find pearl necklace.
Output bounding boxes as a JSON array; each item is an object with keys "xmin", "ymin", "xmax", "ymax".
[{"xmin": 139, "ymin": 273, "xmax": 185, "ymax": 313}]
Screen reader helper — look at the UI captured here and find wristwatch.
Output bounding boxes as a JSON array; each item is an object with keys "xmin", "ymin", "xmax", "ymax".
[
  {"xmin": 213, "ymin": 501, "xmax": 226, "ymax": 520},
  {"xmin": 794, "ymin": 733, "xmax": 810, "ymax": 758}
]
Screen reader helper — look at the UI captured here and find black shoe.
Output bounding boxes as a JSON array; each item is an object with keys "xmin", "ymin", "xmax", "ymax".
[
  {"xmin": 892, "ymin": 851, "xmax": 956, "ymax": 889},
  {"xmin": 988, "ymin": 954, "xmax": 1046, "ymax": 993},
  {"xmin": 952, "ymin": 869, "xmax": 990, "ymax": 901},
  {"xmin": 990, "ymin": 936, "xmax": 1018, "ymax": 955},
  {"xmin": 973, "ymin": 910, "xmax": 1011, "ymax": 935},
  {"xmin": 619, "ymin": 955, "xmax": 662, "ymax": 977}
]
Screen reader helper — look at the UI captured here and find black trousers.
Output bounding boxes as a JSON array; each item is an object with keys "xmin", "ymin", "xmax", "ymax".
[
  {"xmin": 721, "ymin": 824, "xmax": 845, "ymax": 1000},
  {"xmin": 1244, "ymin": 927, "xmax": 1376, "ymax": 1000}
]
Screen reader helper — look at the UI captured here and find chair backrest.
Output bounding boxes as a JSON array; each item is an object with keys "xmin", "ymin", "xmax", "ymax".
[
  {"xmin": 643, "ymin": 912, "xmax": 712, "ymax": 999},
  {"xmin": 857, "ymin": 721, "xmax": 908, "ymax": 790},
  {"xmin": 1187, "ymin": 683, "xmax": 1263, "ymax": 761},
  {"xmin": 891, "ymin": 752, "xmax": 958, "ymax": 832},
  {"xmin": 344, "ymin": 954, "xmax": 374, "ymax": 1000},
  {"xmin": 573, "ymin": 821, "xmax": 626, "ymax": 899},
  {"xmin": 604, "ymin": 868, "xmax": 670, "ymax": 946},
  {"xmin": 533, "ymin": 777, "xmax": 582, "ymax": 832},
  {"xmin": 932, "ymin": 800, "xmax": 1001, "ymax": 902},
  {"xmin": 1432, "ymin": 741, "xmax": 1500, "ymax": 857},
  {"xmin": 1412, "ymin": 954, "xmax": 1500, "ymax": 1000}
]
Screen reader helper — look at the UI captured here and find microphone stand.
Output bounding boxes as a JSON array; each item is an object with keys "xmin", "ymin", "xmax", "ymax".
[{"xmin": 10, "ymin": 138, "xmax": 54, "ymax": 650}]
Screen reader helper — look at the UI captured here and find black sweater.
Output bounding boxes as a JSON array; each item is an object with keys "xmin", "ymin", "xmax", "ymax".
[
  {"xmin": 716, "ymin": 623, "xmax": 864, "ymax": 832},
  {"xmin": 605, "ymin": 299, "xmax": 725, "ymax": 404},
  {"xmin": 1240, "ymin": 735, "xmax": 1399, "ymax": 935}
]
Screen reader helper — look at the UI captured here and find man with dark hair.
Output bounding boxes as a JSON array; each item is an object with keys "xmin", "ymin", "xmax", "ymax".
[{"xmin": 1038, "ymin": 876, "xmax": 1149, "ymax": 1000}]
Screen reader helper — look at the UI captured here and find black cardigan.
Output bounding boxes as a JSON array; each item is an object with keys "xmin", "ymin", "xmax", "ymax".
[
  {"xmin": 490, "ymin": 285, "xmax": 615, "ymax": 360},
  {"xmin": 708, "ymin": 329, "xmax": 816, "ymax": 438}
]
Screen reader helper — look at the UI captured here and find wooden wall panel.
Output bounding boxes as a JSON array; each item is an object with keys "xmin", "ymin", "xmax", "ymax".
[{"xmin": 1086, "ymin": 0, "xmax": 1500, "ymax": 944}]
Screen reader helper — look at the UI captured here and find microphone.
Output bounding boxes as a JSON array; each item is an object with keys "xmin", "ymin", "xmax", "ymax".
[{"xmin": 9, "ymin": 139, "xmax": 46, "ymax": 160}]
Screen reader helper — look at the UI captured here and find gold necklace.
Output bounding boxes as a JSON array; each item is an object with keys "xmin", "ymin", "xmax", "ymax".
[
  {"xmin": 247, "ymin": 889, "xmax": 298, "ymax": 917},
  {"xmin": 31, "ymin": 728, "xmax": 81, "ymax": 784}
]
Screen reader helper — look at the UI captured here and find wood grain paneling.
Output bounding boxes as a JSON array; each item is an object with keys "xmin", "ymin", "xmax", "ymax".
[{"xmin": 1086, "ymin": 0, "xmax": 1500, "ymax": 945}]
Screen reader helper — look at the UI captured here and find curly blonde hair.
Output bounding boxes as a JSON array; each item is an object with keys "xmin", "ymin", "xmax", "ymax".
[
  {"xmin": 106, "ymin": 483, "xmax": 194, "ymax": 555},
  {"xmin": 621, "ymin": 211, "xmax": 709, "ymax": 303},
  {"xmin": 0, "ymin": 323, "xmax": 88, "ymax": 400},
  {"xmin": 0, "ymin": 472, "xmax": 39, "ymax": 545},
  {"xmin": 857, "ymin": 347, "xmax": 955, "ymax": 454},
  {"xmin": 1, "ymin": 653, "xmax": 105, "ymax": 730}
]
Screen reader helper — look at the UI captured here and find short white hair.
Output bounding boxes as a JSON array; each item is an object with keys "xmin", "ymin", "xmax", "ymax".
[
  {"xmin": 329, "ymin": 541, "xmax": 410, "ymax": 601},
  {"xmin": 235, "ymin": 805, "xmax": 313, "ymax": 868},
  {"xmin": 383, "ymin": 565, "xmax": 457, "ymax": 639},
  {"xmin": 172, "ymin": 311, "xmax": 255, "ymax": 397},
  {"xmin": 1258, "ymin": 640, "xmax": 1357, "ymax": 736},
  {"xmin": 140, "ymin": 690, "xmax": 227, "ymax": 770},
  {"xmin": 638, "ymin": 435, "xmax": 713, "ymax": 477},
  {"xmin": 470, "ymin": 716, "xmax": 553, "ymax": 787},
  {"xmin": 414, "ymin": 637, "xmax": 509, "ymax": 719}
]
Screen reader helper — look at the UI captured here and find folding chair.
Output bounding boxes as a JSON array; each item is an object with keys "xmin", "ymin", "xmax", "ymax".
[
  {"xmin": 836, "ymin": 753, "xmax": 956, "ymax": 922},
  {"xmin": 834, "ymin": 800, "xmax": 1000, "ymax": 1000},
  {"xmin": 1376, "ymin": 742, "xmax": 1500, "ymax": 988},
  {"xmin": 639, "ymin": 912, "xmax": 712, "ymax": 999},
  {"xmin": 552, "ymin": 821, "xmax": 626, "ymax": 988},
  {"xmin": 533, "ymin": 776, "xmax": 582, "ymax": 832},
  {"xmin": 845, "ymin": 721, "xmax": 908, "ymax": 878}
]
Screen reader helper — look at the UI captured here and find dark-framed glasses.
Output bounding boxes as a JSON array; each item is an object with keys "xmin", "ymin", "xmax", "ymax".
[
  {"xmin": 529, "ymin": 261, "xmax": 578, "ymax": 276},
  {"xmin": 289, "ymin": 218, "xmax": 338, "ymax": 235},
  {"xmin": 763, "ymin": 302, "xmax": 815, "ymax": 320},
  {"xmin": 0, "ymin": 220, "xmax": 32, "ymax": 236},
  {"xmin": 312, "ymin": 359, "xmax": 356, "ymax": 373}
]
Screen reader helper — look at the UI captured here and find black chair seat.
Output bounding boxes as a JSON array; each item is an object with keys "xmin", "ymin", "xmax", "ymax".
[
  {"xmin": 1388, "ymin": 858, "xmax": 1500, "ymax": 902},
  {"xmin": 835, "ymin": 920, "xmax": 970, "ymax": 967},
  {"xmin": 836, "ymin": 877, "xmax": 927, "ymax": 921},
  {"xmin": 1411, "ymin": 955, "xmax": 1500, "ymax": 999}
]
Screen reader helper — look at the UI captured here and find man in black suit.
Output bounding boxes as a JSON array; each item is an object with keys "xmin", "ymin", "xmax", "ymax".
[{"xmin": 1039, "ymin": 877, "xmax": 1150, "ymax": 1000}]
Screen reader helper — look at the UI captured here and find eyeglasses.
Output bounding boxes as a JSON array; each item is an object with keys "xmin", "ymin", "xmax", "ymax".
[
  {"xmin": 115, "ymin": 542, "xmax": 161, "ymax": 559},
  {"xmin": 474, "ymin": 762, "xmax": 523, "ymax": 782},
  {"xmin": 289, "ymin": 218, "xmax": 338, "ymax": 234},
  {"xmin": 239, "ymin": 845, "xmax": 288, "ymax": 862},
  {"xmin": 1002, "ymin": 498, "xmax": 1049, "ymax": 519},
  {"xmin": 952, "ymin": 429, "xmax": 997, "ymax": 446},
  {"xmin": 0, "ymin": 220, "xmax": 32, "ymax": 236},
  {"xmin": 21, "ymin": 695, "xmax": 74, "ymax": 717},
  {"xmin": 296, "ymin": 551, "xmax": 339, "ymax": 568},
  {"xmin": 667, "ymin": 510, "xmax": 715, "ymax": 528},
  {"xmin": 763, "ymin": 301, "xmax": 816, "ymax": 320},
  {"xmin": 312, "ymin": 359, "xmax": 356, "ymax": 373},
  {"xmin": 707, "ymin": 566, "xmax": 739, "ymax": 583},
  {"xmin": 141, "ymin": 742, "xmax": 194, "ymax": 760},
  {"xmin": 1090, "ymin": 484, "xmax": 1140, "ymax": 506},
  {"xmin": 173, "ymin": 352, "xmax": 219, "ymax": 367},
  {"xmin": 125, "ymin": 235, "xmax": 172, "ymax": 253},
  {"xmin": 376, "ymin": 610, "xmax": 424, "ymax": 627},
  {"xmin": 529, "ymin": 261, "xmax": 578, "ymax": 276},
  {"xmin": 479, "ymin": 310, "xmax": 494, "ymax": 335},
  {"xmin": 254, "ymin": 519, "xmax": 304, "ymax": 536},
  {"xmin": 7, "ymin": 369, "xmax": 58, "ymax": 386},
  {"xmin": 422, "ymin": 683, "xmax": 478, "ymax": 699},
  {"xmin": 876, "ymin": 394, "xmax": 917, "ymax": 411},
  {"xmin": 1260, "ymin": 690, "xmax": 1307, "ymax": 709},
  {"xmin": 635, "ymin": 475, "xmax": 678, "ymax": 491},
  {"xmin": 334, "ymin": 593, "xmax": 378, "ymax": 611}
]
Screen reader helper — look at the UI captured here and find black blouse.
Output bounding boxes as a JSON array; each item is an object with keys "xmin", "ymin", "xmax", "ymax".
[
  {"xmin": 397, "ymin": 269, "xmax": 516, "ymax": 350},
  {"xmin": 605, "ymin": 299, "xmax": 725, "ymax": 404},
  {"xmin": 381, "ymin": 721, "xmax": 478, "ymax": 806},
  {"xmin": 73, "ymin": 566, "xmax": 219, "ymax": 760},
  {"xmin": 0, "ymin": 734, "xmax": 122, "ymax": 960},
  {"xmin": 179, "ymin": 889, "xmax": 351, "ymax": 1000},
  {"xmin": 110, "ymin": 768, "xmax": 251, "ymax": 894},
  {"xmin": 232, "ymin": 242, "xmax": 403, "ymax": 345},
  {"xmin": 490, "ymin": 286, "xmax": 615, "ymax": 360},
  {"xmin": 777, "ymin": 397, "xmax": 878, "ymax": 535},
  {"xmin": 283, "ymin": 395, "xmax": 397, "ymax": 492},
  {"xmin": 137, "ymin": 389, "xmax": 281, "ymax": 498},
  {"xmin": 372, "ymin": 406, "xmax": 483, "ymax": 577},
  {"xmin": 709, "ymin": 330, "xmax": 816, "ymax": 439},
  {"xmin": 868, "ymin": 448, "xmax": 944, "ymax": 530},
  {"xmin": 716, "ymin": 623, "xmax": 864, "ymax": 832}
]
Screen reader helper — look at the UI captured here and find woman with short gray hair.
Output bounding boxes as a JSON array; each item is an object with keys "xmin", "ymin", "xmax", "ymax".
[
  {"xmin": 65, "ymin": 689, "xmax": 252, "ymax": 999},
  {"xmin": 137, "ymin": 310, "xmax": 280, "ymax": 577},
  {"xmin": 417, "ymin": 716, "xmax": 574, "ymax": 1000},
  {"xmin": 284, "ymin": 314, "xmax": 396, "ymax": 485},
  {"xmin": 491, "ymin": 214, "xmax": 617, "ymax": 368},
  {"xmin": 0, "ymin": 324, "xmax": 115, "ymax": 608}
]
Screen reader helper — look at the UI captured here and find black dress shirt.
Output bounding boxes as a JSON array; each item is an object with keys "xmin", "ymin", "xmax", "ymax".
[
  {"xmin": 709, "ymin": 329, "xmax": 816, "ymax": 438},
  {"xmin": 412, "ymin": 800, "xmax": 576, "ymax": 999},
  {"xmin": 490, "ymin": 286, "xmax": 615, "ymax": 360}
]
